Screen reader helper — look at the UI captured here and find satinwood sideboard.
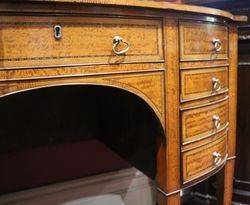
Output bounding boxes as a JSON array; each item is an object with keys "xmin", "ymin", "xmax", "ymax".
[{"xmin": 0, "ymin": 1, "xmax": 245, "ymax": 204}]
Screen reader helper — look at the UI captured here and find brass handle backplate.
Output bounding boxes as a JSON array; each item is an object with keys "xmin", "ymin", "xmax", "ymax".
[
  {"xmin": 212, "ymin": 77, "xmax": 221, "ymax": 92},
  {"xmin": 212, "ymin": 37, "xmax": 222, "ymax": 52},
  {"xmin": 213, "ymin": 151, "xmax": 222, "ymax": 166},
  {"xmin": 113, "ymin": 35, "xmax": 129, "ymax": 55}
]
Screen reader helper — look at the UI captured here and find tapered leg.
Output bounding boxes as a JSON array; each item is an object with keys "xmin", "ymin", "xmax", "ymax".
[
  {"xmin": 216, "ymin": 167, "xmax": 225, "ymax": 205},
  {"xmin": 157, "ymin": 191, "xmax": 181, "ymax": 205},
  {"xmin": 216, "ymin": 159, "xmax": 235, "ymax": 205},
  {"xmin": 222, "ymin": 160, "xmax": 235, "ymax": 205},
  {"xmin": 157, "ymin": 191, "xmax": 168, "ymax": 205}
]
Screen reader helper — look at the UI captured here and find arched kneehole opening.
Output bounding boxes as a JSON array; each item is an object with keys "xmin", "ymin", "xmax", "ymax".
[{"xmin": 0, "ymin": 85, "xmax": 165, "ymax": 204}]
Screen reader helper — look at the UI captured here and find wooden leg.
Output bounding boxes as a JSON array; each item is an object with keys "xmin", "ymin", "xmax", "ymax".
[
  {"xmin": 157, "ymin": 191, "xmax": 181, "ymax": 205},
  {"xmin": 216, "ymin": 167, "xmax": 225, "ymax": 205},
  {"xmin": 156, "ymin": 134, "xmax": 181, "ymax": 205},
  {"xmin": 166, "ymin": 194, "xmax": 181, "ymax": 205},
  {"xmin": 222, "ymin": 160, "xmax": 235, "ymax": 205},
  {"xmin": 157, "ymin": 191, "xmax": 168, "ymax": 205},
  {"xmin": 217, "ymin": 160, "xmax": 235, "ymax": 205}
]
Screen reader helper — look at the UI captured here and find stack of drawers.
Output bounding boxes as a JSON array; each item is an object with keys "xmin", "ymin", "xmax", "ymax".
[{"xmin": 179, "ymin": 21, "xmax": 229, "ymax": 184}]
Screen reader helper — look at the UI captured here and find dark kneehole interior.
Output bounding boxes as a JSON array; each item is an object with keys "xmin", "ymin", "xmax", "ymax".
[{"xmin": 0, "ymin": 85, "xmax": 164, "ymax": 194}]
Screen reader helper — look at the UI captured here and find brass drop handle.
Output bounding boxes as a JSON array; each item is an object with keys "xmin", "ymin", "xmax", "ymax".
[
  {"xmin": 213, "ymin": 115, "xmax": 221, "ymax": 129},
  {"xmin": 213, "ymin": 151, "xmax": 222, "ymax": 166},
  {"xmin": 112, "ymin": 36, "xmax": 129, "ymax": 55},
  {"xmin": 212, "ymin": 37, "xmax": 222, "ymax": 52},
  {"xmin": 212, "ymin": 77, "xmax": 221, "ymax": 92}
]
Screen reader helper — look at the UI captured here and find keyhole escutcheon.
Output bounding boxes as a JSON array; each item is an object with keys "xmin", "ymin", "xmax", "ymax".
[{"xmin": 54, "ymin": 25, "xmax": 62, "ymax": 40}]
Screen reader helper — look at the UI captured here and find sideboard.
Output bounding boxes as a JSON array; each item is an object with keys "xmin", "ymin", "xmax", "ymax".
[{"xmin": 0, "ymin": 1, "xmax": 245, "ymax": 204}]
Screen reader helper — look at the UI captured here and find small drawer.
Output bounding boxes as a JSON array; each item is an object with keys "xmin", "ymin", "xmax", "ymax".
[
  {"xmin": 180, "ymin": 21, "xmax": 228, "ymax": 61},
  {"xmin": 0, "ymin": 15, "xmax": 163, "ymax": 69},
  {"xmin": 181, "ymin": 99, "xmax": 228, "ymax": 145},
  {"xmin": 181, "ymin": 67, "xmax": 228, "ymax": 102},
  {"xmin": 182, "ymin": 130, "xmax": 227, "ymax": 183}
]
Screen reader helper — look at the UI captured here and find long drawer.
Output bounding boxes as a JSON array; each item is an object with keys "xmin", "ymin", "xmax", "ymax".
[
  {"xmin": 182, "ymin": 130, "xmax": 227, "ymax": 183},
  {"xmin": 181, "ymin": 99, "xmax": 228, "ymax": 145},
  {"xmin": 180, "ymin": 21, "xmax": 228, "ymax": 61},
  {"xmin": 181, "ymin": 67, "xmax": 228, "ymax": 102},
  {"xmin": 0, "ymin": 15, "xmax": 163, "ymax": 69}
]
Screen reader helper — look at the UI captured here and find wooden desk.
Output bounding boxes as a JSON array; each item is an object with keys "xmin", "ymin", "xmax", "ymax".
[{"xmin": 0, "ymin": 1, "xmax": 242, "ymax": 204}]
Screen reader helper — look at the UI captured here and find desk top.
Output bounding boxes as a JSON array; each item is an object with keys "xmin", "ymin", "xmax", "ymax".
[{"xmin": 16, "ymin": 0, "xmax": 247, "ymax": 21}]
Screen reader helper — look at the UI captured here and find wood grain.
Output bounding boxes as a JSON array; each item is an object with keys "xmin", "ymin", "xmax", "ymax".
[
  {"xmin": 181, "ymin": 99, "xmax": 228, "ymax": 145},
  {"xmin": 16, "ymin": 0, "xmax": 244, "ymax": 21},
  {"xmin": 0, "ymin": 15, "xmax": 163, "ymax": 69},
  {"xmin": 228, "ymin": 25, "xmax": 238, "ymax": 159},
  {"xmin": 180, "ymin": 21, "xmax": 228, "ymax": 61},
  {"xmin": 0, "ymin": 71, "xmax": 165, "ymax": 127},
  {"xmin": 180, "ymin": 60, "xmax": 228, "ymax": 70},
  {"xmin": 162, "ymin": 18, "xmax": 181, "ymax": 205},
  {"xmin": 181, "ymin": 67, "xmax": 228, "ymax": 102},
  {"xmin": 0, "ymin": 2, "xmax": 240, "ymax": 205},
  {"xmin": 221, "ymin": 24, "xmax": 238, "ymax": 205},
  {"xmin": 182, "ymin": 130, "xmax": 227, "ymax": 183},
  {"xmin": 0, "ymin": 63, "xmax": 165, "ymax": 80},
  {"xmin": 181, "ymin": 94, "xmax": 228, "ymax": 110}
]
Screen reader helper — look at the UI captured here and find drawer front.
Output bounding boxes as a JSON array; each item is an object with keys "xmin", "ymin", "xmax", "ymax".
[
  {"xmin": 182, "ymin": 131, "xmax": 227, "ymax": 183},
  {"xmin": 181, "ymin": 67, "xmax": 228, "ymax": 102},
  {"xmin": 0, "ymin": 16, "xmax": 163, "ymax": 69},
  {"xmin": 181, "ymin": 99, "xmax": 228, "ymax": 145},
  {"xmin": 180, "ymin": 21, "xmax": 228, "ymax": 61}
]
